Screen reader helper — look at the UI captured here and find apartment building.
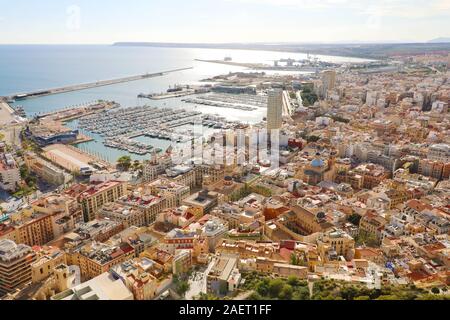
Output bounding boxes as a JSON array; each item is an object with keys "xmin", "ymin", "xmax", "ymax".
[
  {"xmin": 32, "ymin": 194, "xmax": 82, "ymax": 238},
  {"xmin": 428, "ymin": 144, "xmax": 449, "ymax": 163},
  {"xmin": 8, "ymin": 208, "xmax": 54, "ymax": 247},
  {"xmin": 182, "ymin": 190, "xmax": 219, "ymax": 215},
  {"xmin": 359, "ymin": 210, "xmax": 388, "ymax": 240},
  {"xmin": 100, "ymin": 202, "xmax": 147, "ymax": 228},
  {"xmin": 0, "ymin": 153, "xmax": 20, "ymax": 192},
  {"xmin": 79, "ymin": 181, "xmax": 128, "ymax": 222},
  {"xmin": 24, "ymin": 152, "xmax": 70, "ymax": 186},
  {"xmin": 317, "ymin": 228, "xmax": 355, "ymax": 261},
  {"xmin": 117, "ymin": 192, "xmax": 167, "ymax": 226},
  {"xmin": 73, "ymin": 218, "xmax": 124, "ymax": 243},
  {"xmin": 110, "ymin": 258, "xmax": 159, "ymax": 300},
  {"xmin": 146, "ymin": 178, "xmax": 190, "ymax": 207},
  {"xmin": 31, "ymin": 246, "xmax": 66, "ymax": 283},
  {"xmin": 0, "ymin": 239, "xmax": 37, "ymax": 297},
  {"xmin": 68, "ymin": 241, "xmax": 135, "ymax": 281}
]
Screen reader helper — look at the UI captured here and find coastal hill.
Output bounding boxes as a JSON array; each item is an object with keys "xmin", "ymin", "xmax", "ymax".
[{"xmin": 428, "ymin": 37, "xmax": 450, "ymax": 43}]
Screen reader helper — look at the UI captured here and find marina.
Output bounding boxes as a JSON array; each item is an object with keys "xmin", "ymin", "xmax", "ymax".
[
  {"xmin": 182, "ymin": 98, "xmax": 258, "ymax": 111},
  {"xmin": 76, "ymin": 105, "xmax": 244, "ymax": 157},
  {"xmin": 138, "ymin": 84, "xmax": 210, "ymax": 100},
  {"xmin": 1, "ymin": 46, "xmax": 372, "ymax": 162},
  {"xmin": 182, "ymin": 92, "xmax": 268, "ymax": 111}
]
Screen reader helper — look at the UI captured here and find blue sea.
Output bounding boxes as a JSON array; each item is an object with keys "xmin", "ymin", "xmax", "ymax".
[{"xmin": 0, "ymin": 45, "xmax": 370, "ymax": 161}]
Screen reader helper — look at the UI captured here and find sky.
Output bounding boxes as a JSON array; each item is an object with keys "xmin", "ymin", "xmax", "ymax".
[{"xmin": 0, "ymin": 0, "xmax": 449, "ymax": 44}]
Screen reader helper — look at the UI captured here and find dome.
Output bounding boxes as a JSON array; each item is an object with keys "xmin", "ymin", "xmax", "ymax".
[{"xmin": 311, "ymin": 159, "xmax": 325, "ymax": 167}]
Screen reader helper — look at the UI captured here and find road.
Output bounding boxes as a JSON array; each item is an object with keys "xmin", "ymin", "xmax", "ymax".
[{"xmin": 0, "ymin": 100, "xmax": 16, "ymax": 125}]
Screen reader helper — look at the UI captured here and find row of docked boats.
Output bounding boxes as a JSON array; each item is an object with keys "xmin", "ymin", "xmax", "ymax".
[
  {"xmin": 76, "ymin": 105, "xmax": 250, "ymax": 156},
  {"xmin": 182, "ymin": 97, "xmax": 258, "ymax": 111},
  {"xmin": 104, "ymin": 137, "xmax": 162, "ymax": 155},
  {"xmin": 77, "ymin": 106, "xmax": 203, "ymax": 138}
]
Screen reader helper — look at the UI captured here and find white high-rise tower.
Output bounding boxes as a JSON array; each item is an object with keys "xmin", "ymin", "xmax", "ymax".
[{"xmin": 267, "ymin": 89, "xmax": 283, "ymax": 130}]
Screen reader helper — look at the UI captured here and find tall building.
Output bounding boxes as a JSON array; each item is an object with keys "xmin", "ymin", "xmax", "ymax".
[
  {"xmin": 0, "ymin": 239, "xmax": 37, "ymax": 297},
  {"xmin": 9, "ymin": 207, "xmax": 54, "ymax": 247},
  {"xmin": 0, "ymin": 153, "xmax": 20, "ymax": 192},
  {"xmin": 267, "ymin": 89, "xmax": 283, "ymax": 130},
  {"xmin": 321, "ymin": 70, "xmax": 336, "ymax": 98}
]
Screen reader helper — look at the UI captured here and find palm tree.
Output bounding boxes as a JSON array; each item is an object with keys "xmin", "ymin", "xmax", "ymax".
[{"xmin": 117, "ymin": 156, "xmax": 132, "ymax": 171}]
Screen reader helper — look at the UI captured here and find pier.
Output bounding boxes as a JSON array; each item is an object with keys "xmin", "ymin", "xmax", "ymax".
[{"xmin": 3, "ymin": 67, "xmax": 193, "ymax": 101}]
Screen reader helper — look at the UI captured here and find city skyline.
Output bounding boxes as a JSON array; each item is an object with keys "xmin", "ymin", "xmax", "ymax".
[{"xmin": 0, "ymin": 0, "xmax": 449, "ymax": 44}]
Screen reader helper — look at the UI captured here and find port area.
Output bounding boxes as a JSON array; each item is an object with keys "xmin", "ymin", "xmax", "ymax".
[
  {"xmin": 138, "ymin": 84, "xmax": 210, "ymax": 100},
  {"xmin": 37, "ymin": 100, "xmax": 119, "ymax": 123},
  {"xmin": 195, "ymin": 58, "xmax": 338, "ymax": 72},
  {"xmin": 26, "ymin": 101, "xmax": 119, "ymax": 146},
  {"xmin": 76, "ymin": 105, "xmax": 247, "ymax": 156},
  {"xmin": 182, "ymin": 92, "xmax": 268, "ymax": 111},
  {"xmin": 42, "ymin": 144, "xmax": 112, "ymax": 173},
  {"xmin": 2, "ymin": 67, "xmax": 193, "ymax": 101}
]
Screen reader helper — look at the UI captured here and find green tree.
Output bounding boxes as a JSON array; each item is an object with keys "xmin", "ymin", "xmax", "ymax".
[
  {"xmin": 268, "ymin": 279, "xmax": 284, "ymax": 298},
  {"xmin": 256, "ymin": 278, "xmax": 270, "ymax": 297},
  {"xmin": 347, "ymin": 213, "xmax": 362, "ymax": 226},
  {"xmin": 279, "ymin": 285, "xmax": 293, "ymax": 300},
  {"xmin": 306, "ymin": 135, "xmax": 321, "ymax": 143},
  {"xmin": 356, "ymin": 231, "xmax": 380, "ymax": 247},
  {"xmin": 117, "ymin": 156, "xmax": 132, "ymax": 171},
  {"xmin": 132, "ymin": 160, "xmax": 142, "ymax": 171},
  {"xmin": 376, "ymin": 295, "xmax": 399, "ymax": 300},
  {"xmin": 431, "ymin": 287, "xmax": 440, "ymax": 294},
  {"xmin": 340, "ymin": 285, "xmax": 359, "ymax": 300},
  {"xmin": 248, "ymin": 292, "xmax": 263, "ymax": 300},
  {"xmin": 287, "ymin": 276, "xmax": 300, "ymax": 287},
  {"xmin": 293, "ymin": 286, "xmax": 310, "ymax": 300},
  {"xmin": 196, "ymin": 293, "xmax": 219, "ymax": 300},
  {"xmin": 301, "ymin": 87, "xmax": 319, "ymax": 107},
  {"xmin": 176, "ymin": 280, "xmax": 190, "ymax": 298},
  {"xmin": 290, "ymin": 253, "xmax": 300, "ymax": 266}
]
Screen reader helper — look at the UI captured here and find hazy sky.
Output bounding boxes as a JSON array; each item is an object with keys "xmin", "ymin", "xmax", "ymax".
[{"xmin": 0, "ymin": 0, "xmax": 449, "ymax": 44}]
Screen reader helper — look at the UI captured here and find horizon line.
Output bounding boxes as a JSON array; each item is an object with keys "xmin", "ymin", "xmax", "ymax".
[{"xmin": 1, "ymin": 39, "xmax": 450, "ymax": 46}]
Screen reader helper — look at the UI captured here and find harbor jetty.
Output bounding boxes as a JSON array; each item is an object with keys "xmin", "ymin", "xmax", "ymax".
[
  {"xmin": 138, "ymin": 84, "xmax": 210, "ymax": 100},
  {"xmin": 3, "ymin": 67, "xmax": 193, "ymax": 101}
]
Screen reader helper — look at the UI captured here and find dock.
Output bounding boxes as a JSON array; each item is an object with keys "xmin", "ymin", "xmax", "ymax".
[
  {"xmin": 195, "ymin": 59, "xmax": 321, "ymax": 72},
  {"xmin": 3, "ymin": 67, "xmax": 193, "ymax": 101}
]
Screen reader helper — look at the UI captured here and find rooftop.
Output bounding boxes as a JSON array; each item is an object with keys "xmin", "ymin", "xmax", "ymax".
[{"xmin": 0, "ymin": 239, "xmax": 33, "ymax": 263}]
